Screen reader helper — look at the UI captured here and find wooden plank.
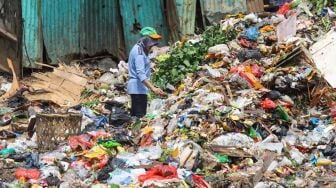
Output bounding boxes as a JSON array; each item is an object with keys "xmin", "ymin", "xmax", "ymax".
[
  {"xmin": 0, "ymin": 27, "xmax": 17, "ymax": 42},
  {"xmin": 247, "ymin": 0, "xmax": 264, "ymax": 13}
]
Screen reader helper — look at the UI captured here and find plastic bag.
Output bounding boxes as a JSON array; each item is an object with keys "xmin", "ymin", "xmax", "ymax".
[
  {"xmin": 190, "ymin": 174, "xmax": 211, "ymax": 188},
  {"xmin": 81, "ymin": 107, "xmax": 107, "ymax": 129},
  {"xmin": 147, "ymin": 99, "xmax": 166, "ymax": 116},
  {"xmin": 260, "ymin": 98, "xmax": 277, "ymax": 109},
  {"xmin": 238, "ymin": 66, "xmax": 263, "ymax": 89},
  {"xmin": 211, "ymin": 133, "xmax": 254, "ymax": 149},
  {"xmin": 237, "ymin": 49, "xmax": 262, "ymax": 62},
  {"xmin": 15, "ymin": 168, "xmax": 40, "ymax": 180},
  {"xmin": 84, "ymin": 146, "xmax": 108, "ymax": 159},
  {"xmin": 0, "ymin": 148, "xmax": 15, "ymax": 155},
  {"xmin": 39, "ymin": 151, "xmax": 67, "ymax": 165},
  {"xmin": 109, "ymin": 107, "xmax": 131, "ymax": 128},
  {"xmin": 98, "ymin": 72, "xmax": 115, "ymax": 84},
  {"xmin": 254, "ymin": 142, "xmax": 284, "ymax": 154},
  {"xmin": 71, "ymin": 161, "xmax": 89, "ymax": 179},
  {"xmin": 68, "ymin": 134, "xmax": 93, "ymax": 150},
  {"xmin": 40, "ymin": 166, "xmax": 61, "ymax": 179},
  {"xmin": 205, "ymin": 65, "xmax": 221, "ymax": 78},
  {"xmin": 241, "ymin": 27, "xmax": 259, "ymax": 41},
  {"xmin": 278, "ymin": 3, "xmax": 290, "ymax": 15},
  {"xmin": 138, "ymin": 144, "xmax": 162, "ymax": 160},
  {"xmin": 6, "ymin": 139, "xmax": 37, "ymax": 153},
  {"xmin": 25, "ymin": 152, "xmax": 40, "ymax": 168},
  {"xmin": 107, "ymin": 168, "xmax": 145, "ymax": 186},
  {"xmin": 277, "ymin": 15, "xmax": 297, "ymax": 42},
  {"xmin": 208, "ymin": 44, "xmax": 230, "ymax": 56},
  {"xmin": 138, "ymin": 165, "xmax": 178, "ymax": 183}
]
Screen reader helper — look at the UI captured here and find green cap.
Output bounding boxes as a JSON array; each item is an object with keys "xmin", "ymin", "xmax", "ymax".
[{"xmin": 140, "ymin": 27, "xmax": 162, "ymax": 39}]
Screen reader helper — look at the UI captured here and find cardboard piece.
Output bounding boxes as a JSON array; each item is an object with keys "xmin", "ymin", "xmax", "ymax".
[
  {"xmin": 0, "ymin": 58, "xmax": 19, "ymax": 101},
  {"xmin": 24, "ymin": 65, "xmax": 88, "ymax": 107},
  {"xmin": 310, "ymin": 30, "xmax": 336, "ymax": 88}
]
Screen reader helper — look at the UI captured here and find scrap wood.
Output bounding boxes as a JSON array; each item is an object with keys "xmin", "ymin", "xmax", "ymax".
[{"xmin": 0, "ymin": 58, "xmax": 19, "ymax": 101}]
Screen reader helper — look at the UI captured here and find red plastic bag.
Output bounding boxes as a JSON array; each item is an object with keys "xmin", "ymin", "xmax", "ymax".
[
  {"xmin": 140, "ymin": 132, "xmax": 155, "ymax": 147},
  {"xmin": 68, "ymin": 134, "xmax": 93, "ymax": 150},
  {"xmin": 239, "ymin": 38, "xmax": 258, "ymax": 48},
  {"xmin": 15, "ymin": 168, "xmax": 40, "ymax": 180},
  {"xmin": 278, "ymin": 3, "xmax": 290, "ymax": 15},
  {"xmin": 191, "ymin": 174, "xmax": 211, "ymax": 188},
  {"xmin": 138, "ymin": 165, "xmax": 178, "ymax": 183},
  {"xmin": 99, "ymin": 155, "xmax": 109, "ymax": 169},
  {"xmin": 251, "ymin": 64, "xmax": 262, "ymax": 77},
  {"xmin": 261, "ymin": 98, "xmax": 277, "ymax": 109}
]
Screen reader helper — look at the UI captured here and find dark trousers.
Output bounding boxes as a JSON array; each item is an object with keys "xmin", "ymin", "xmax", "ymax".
[{"xmin": 130, "ymin": 94, "xmax": 148, "ymax": 118}]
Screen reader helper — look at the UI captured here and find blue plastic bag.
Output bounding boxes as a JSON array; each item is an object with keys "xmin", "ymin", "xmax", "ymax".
[{"xmin": 241, "ymin": 27, "xmax": 259, "ymax": 41}]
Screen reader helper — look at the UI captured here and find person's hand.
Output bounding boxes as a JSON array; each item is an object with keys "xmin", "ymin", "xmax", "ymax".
[{"xmin": 153, "ymin": 87, "xmax": 166, "ymax": 96}]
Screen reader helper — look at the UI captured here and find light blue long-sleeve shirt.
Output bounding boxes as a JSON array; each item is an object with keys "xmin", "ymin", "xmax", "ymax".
[{"xmin": 127, "ymin": 43, "xmax": 151, "ymax": 94}]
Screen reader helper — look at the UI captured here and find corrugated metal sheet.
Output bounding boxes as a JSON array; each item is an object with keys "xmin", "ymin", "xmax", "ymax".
[
  {"xmin": 164, "ymin": 0, "xmax": 180, "ymax": 42},
  {"xmin": 42, "ymin": 0, "xmax": 80, "ymax": 64},
  {"xmin": 201, "ymin": 0, "xmax": 247, "ymax": 23},
  {"xmin": 79, "ymin": 0, "xmax": 125, "ymax": 59},
  {"xmin": 175, "ymin": 0, "xmax": 196, "ymax": 35},
  {"xmin": 42, "ymin": 0, "xmax": 125, "ymax": 63},
  {"xmin": 120, "ymin": 0, "xmax": 169, "ymax": 53},
  {"xmin": 22, "ymin": 0, "xmax": 42, "ymax": 67}
]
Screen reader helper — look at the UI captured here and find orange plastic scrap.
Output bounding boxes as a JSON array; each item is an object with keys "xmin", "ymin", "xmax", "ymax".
[{"xmin": 260, "ymin": 25, "xmax": 275, "ymax": 33}]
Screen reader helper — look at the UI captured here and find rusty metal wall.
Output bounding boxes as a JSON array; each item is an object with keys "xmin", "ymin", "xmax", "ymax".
[
  {"xmin": 175, "ymin": 0, "xmax": 196, "ymax": 36},
  {"xmin": 0, "ymin": 0, "xmax": 22, "ymax": 76},
  {"xmin": 201, "ymin": 0, "xmax": 247, "ymax": 24},
  {"xmin": 120, "ymin": 0, "xmax": 169, "ymax": 53},
  {"xmin": 22, "ymin": 0, "xmax": 42, "ymax": 68},
  {"xmin": 79, "ymin": 0, "xmax": 126, "ymax": 60},
  {"xmin": 0, "ymin": 0, "xmax": 20, "ymax": 38},
  {"xmin": 42, "ymin": 0, "xmax": 126, "ymax": 64},
  {"xmin": 42, "ymin": 0, "xmax": 81, "ymax": 64}
]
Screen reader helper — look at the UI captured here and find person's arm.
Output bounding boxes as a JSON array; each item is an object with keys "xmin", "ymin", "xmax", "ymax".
[
  {"xmin": 143, "ymin": 79, "xmax": 165, "ymax": 96},
  {"xmin": 135, "ymin": 55, "xmax": 166, "ymax": 96}
]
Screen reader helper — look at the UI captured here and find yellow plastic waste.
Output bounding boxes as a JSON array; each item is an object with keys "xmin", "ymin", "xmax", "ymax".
[
  {"xmin": 84, "ymin": 146, "xmax": 108, "ymax": 159},
  {"xmin": 260, "ymin": 25, "xmax": 275, "ymax": 33},
  {"xmin": 142, "ymin": 126, "xmax": 154, "ymax": 134},
  {"xmin": 174, "ymin": 84, "xmax": 185, "ymax": 96},
  {"xmin": 211, "ymin": 61, "xmax": 225, "ymax": 69},
  {"xmin": 316, "ymin": 159, "xmax": 332, "ymax": 166}
]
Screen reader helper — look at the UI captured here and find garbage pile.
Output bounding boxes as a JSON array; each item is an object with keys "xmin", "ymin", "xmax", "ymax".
[{"xmin": 1, "ymin": 1, "xmax": 336, "ymax": 187}]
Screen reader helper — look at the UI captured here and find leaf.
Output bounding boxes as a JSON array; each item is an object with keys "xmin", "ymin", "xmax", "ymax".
[{"xmin": 183, "ymin": 60, "xmax": 190, "ymax": 67}]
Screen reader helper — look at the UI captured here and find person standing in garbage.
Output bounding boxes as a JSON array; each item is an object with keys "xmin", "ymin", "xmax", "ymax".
[{"xmin": 127, "ymin": 27, "xmax": 166, "ymax": 118}]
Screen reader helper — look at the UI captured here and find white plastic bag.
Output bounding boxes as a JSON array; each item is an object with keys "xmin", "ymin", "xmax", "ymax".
[
  {"xmin": 211, "ymin": 133, "xmax": 254, "ymax": 149},
  {"xmin": 147, "ymin": 99, "xmax": 165, "ymax": 116},
  {"xmin": 208, "ymin": 44, "xmax": 230, "ymax": 56},
  {"xmin": 277, "ymin": 15, "xmax": 297, "ymax": 42}
]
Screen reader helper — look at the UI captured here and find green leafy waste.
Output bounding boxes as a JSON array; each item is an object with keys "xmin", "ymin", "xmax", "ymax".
[{"xmin": 152, "ymin": 25, "xmax": 237, "ymax": 90}]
